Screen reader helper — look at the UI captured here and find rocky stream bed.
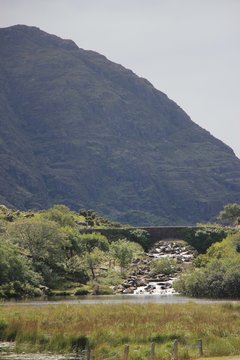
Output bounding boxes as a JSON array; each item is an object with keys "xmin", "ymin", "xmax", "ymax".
[{"xmin": 114, "ymin": 240, "xmax": 196, "ymax": 295}]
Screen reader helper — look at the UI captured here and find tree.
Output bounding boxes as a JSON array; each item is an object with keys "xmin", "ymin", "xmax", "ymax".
[
  {"xmin": 185, "ymin": 226, "xmax": 227, "ymax": 253},
  {"xmin": 110, "ymin": 240, "xmax": 143, "ymax": 274},
  {"xmin": 40, "ymin": 204, "xmax": 75, "ymax": 227},
  {"xmin": 128, "ymin": 229, "xmax": 150, "ymax": 250},
  {"xmin": 61, "ymin": 227, "xmax": 86, "ymax": 258},
  {"xmin": 7, "ymin": 219, "xmax": 66, "ymax": 287},
  {"xmin": 217, "ymin": 203, "xmax": 240, "ymax": 225},
  {"xmin": 8, "ymin": 219, "xmax": 65, "ymax": 261},
  {"xmin": 77, "ymin": 232, "xmax": 109, "ymax": 254},
  {"xmin": 60, "ymin": 229, "xmax": 110, "ymax": 258},
  {"xmin": 0, "ymin": 238, "xmax": 41, "ymax": 286},
  {"xmin": 64, "ymin": 255, "xmax": 89, "ymax": 283},
  {"xmin": 84, "ymin": 249, "xmax": 105, "ymax": 281}
]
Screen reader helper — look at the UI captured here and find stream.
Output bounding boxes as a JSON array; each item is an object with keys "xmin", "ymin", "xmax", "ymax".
[
  {"xmin": 114, "ymin": 240, "xmax": 195, "ymax": 295},
  {"xmin": 0, "ymin": 345, "xmax": 78, "ymax": 360}
]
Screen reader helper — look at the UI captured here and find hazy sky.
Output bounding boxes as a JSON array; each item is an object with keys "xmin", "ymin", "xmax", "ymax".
[{"xmin": 1, "ymin": 0, "xmax": 240, "ymax": 157}]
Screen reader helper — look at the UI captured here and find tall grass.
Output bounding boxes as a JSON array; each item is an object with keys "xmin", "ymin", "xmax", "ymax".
[{"xmin": 0, "ymin": 302, "xmax": 240, "ymax": 359}]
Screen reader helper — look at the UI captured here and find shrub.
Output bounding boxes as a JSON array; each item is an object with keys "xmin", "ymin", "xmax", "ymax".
[
  {"xmin": 174, "ymin": 258, "xmax": 240, "ymax": 298},
  {"xmin": 0, "ymin": 320, "xmax": 7, "ymax": 340},
  {"xmin": 128, "ymin": 229, "xmax": 150, "ymax": 250},
  {"xmin": 150, "ymin": 258, "xmax": 178, "ymax": 275},
  {"xmin": 185, "ymin": 226, "xmax": 227, "ymax": 253},
  {"xmin": 71, "ymin": 335, "xmax": 89, "ymax": 351},
  {"xmin": 0, "ymin": 282, "xmax": 42, "ymax": 299},
  {"xmin": 74, "ymin": 286, "xmax": 91, "ymax": 296},
  {"xmin": 41, "ymin": 204, "xmax": 75, "ymax": 227}
]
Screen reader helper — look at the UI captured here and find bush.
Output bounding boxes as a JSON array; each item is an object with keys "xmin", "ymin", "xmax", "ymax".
[
  {"xmin": 74, "ymin": 286, "xmax": 91, "ymax": 296},
  {"xmin": 0, "ymin": 282, "xmax": 42, "ymax": 299},
  {"xmin": 174, "ymin": 232, "xmax": 240, "ymax": 298},
  {"xmin": 150, "ymin": 258, "xmax": 178, "ymax": 275},
  {"xmin": 97, "ymin": 286, "xmax": 114, "ymax": 295},
  {"xmin": 185, "ymin": 226, "xmax": 227, "ymax": 253},
  {"xmin": 0, "ymin": 320, "xmax": 7, "ymax": 340},
  {"xmin": 174, "ymin": 259, "xmax": 240, "ymax": 298},
  {"xmin": 127, "ymin": 229, "xmax": 150, "ymax": 250},
  {"xmin": 41, "ymin": 204, "xmax": 75, "ymax": 227},
  {"xmin": 71, "ymin": 335, "xmax": 89, "ymax": 351},
  {"xmin": 96, "ymin": 228, "xmax": 151, "ymax": 250}
]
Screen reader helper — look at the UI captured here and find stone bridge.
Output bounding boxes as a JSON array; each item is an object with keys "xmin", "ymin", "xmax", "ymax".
[
  {"xmin": 81, "ymin": 226, "xmax": 199, "ymax": 242},
  {"xmin": 137, "ymin": 226, "xmax": 198, "ymax": 241}
]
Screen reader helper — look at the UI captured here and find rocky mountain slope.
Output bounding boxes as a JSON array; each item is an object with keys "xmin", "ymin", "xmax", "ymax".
[{"xmin": 0, "ymin": 25, "xmax": 240, "ymax": 225}]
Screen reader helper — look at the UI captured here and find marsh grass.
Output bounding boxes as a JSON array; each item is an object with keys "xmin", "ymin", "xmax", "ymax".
[{"xmin": 0, "ymin": 303, "xmax": 240, "ymax": 359}]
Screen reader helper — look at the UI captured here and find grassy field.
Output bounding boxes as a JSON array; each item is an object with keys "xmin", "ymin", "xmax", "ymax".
[{"xmin": 0, "ymin": 302, "xmax": 240, "ymax": 359}]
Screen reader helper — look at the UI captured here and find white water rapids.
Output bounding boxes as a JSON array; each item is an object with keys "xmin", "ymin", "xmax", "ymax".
[{"xmin": 115, "ymin": 240, "xmax": 195, "ymax": 296}]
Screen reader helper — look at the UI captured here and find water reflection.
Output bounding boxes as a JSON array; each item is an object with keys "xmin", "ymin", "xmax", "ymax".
[
  {"xmin": 0, "ymin": 343, "xmax": 82, "ymax": 360},
  {"xmin": 1, "ymin": 294, "xmax": 239, "ymax": 306},
  {"xmin": 0, "ymin": 353, "xmax": 77, "ymax": 360}
]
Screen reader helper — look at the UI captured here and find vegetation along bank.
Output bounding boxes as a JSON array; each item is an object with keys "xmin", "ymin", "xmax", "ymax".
[{"xmin": 0, "ymin": 202, "xmax": 239, "ymax": 300}]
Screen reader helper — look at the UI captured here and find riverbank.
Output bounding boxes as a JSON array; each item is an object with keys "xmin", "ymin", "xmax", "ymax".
[{"xmin": 0, "ymin": 302, "xmax": 240, "ymax": 359}]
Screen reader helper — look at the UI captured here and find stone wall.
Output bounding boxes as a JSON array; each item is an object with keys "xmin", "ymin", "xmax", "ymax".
[
  {"xmin": 80, "ymin": 226, "xmax": 199, "ymax": 242},
  {"xmin": 139, "ymin": 226, "xmax": 199, "ymax": 241}
]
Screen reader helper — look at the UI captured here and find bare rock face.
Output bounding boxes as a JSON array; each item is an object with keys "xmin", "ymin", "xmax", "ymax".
[{"xmin": 1, "ymin": 25, "xmax": 240, "ymax": 225}]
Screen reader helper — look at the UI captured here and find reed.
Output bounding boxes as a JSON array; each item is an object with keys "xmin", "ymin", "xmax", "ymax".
[{"xmin": 0, "ymin": 302, "xmax": 240, "ymax": 359}]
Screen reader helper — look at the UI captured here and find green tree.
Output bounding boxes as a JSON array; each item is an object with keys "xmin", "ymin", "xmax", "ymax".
[
  {"xmin": 62, "ymin": 230, "xmax": 110, "ymax": 258},
  {"xmin": 110, "ymin": 240, "xmax": 143, "ymax": 274},
  {"xmin": 84, "ymin": 249, "xmax": 105, "ymax": 281},
  {"xmin": 185, "ymin": 226, "xmax": 227, "ymax": 253},
  {"xmin": 61, "ymin": 227, "xmax": 86, "ymax": 258},
  {"xmin": 7, "ymin": 219, "xmax": 66, "ymax": 287},
  {"xmin": 217, "ymin": 203, "xmax": 240, "ymax": 225},
  {"xmin": 40, "ymin": 204, "xmax": 75, "ymax": 227},
  {"xmin": 64, "ymin": 255, "xmax": 89, "ymax": 283},
  {"xmin": 128, "ymin": 229, "xmax": 150, "ymax": 250},
  {"xmin": 0, "ymin": 238, "xmax": 41, "ymax": 286},
  {"xmin": 8, "ymin": 219, "xmax": 65, "ymax": 262},
  {"xmin": 77, "ymin": 232, "xmax": 109, "ymax": 254}
]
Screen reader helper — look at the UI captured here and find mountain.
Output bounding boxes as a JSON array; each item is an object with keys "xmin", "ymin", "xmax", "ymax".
[{"xmin": 0, "ymin": 24, "xmax": 240, "ymax": 225}]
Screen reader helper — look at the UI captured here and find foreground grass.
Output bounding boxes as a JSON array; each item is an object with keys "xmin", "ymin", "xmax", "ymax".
[{"xmin": 0, "ymin": 303, "xmax": 240, "ymax": 359}]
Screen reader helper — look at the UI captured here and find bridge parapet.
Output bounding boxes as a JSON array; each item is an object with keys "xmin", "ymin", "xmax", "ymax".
[
  {"xmin": 80, "ymin": 226, "xmax": 200, "ymax": 242},
  {"xmin": 138, "ymin": 226, "xmax": 199, "ymax": 241}
]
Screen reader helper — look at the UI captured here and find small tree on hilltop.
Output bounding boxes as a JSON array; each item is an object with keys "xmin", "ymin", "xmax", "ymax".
[{"xmin": 217, "ymin": 203, "xmax": 240, "ymax": 225}]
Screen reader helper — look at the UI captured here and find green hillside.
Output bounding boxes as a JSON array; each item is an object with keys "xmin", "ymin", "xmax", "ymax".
[{"xmin": 0, "ymin": 25, "xmax": 240, "ymax": 225}]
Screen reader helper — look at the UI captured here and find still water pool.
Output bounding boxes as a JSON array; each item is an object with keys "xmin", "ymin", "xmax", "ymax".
[{"xmin": 1, "ymin": 293, "xmax": 238, "ymax": 307}]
